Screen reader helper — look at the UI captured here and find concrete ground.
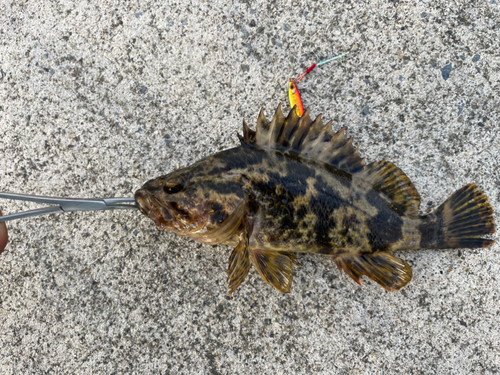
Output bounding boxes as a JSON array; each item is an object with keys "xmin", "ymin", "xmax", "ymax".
[{"xmin": 1, "ymin": 0, "xmax": 499, "ymax": 374}]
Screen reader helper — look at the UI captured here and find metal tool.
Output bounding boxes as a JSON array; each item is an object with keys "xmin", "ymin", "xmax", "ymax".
[{"xmin": 0, "ymin": 193, "xmax": 137, "ymax": 222}]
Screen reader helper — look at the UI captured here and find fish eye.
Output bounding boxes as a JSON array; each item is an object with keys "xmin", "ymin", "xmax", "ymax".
[
  {"xmin": 290, "ymin": 84, "xmax": 295, "ymax": 89},
  {"xmin": 164, "ymin": 182, "xmax": 183, "ymax": 194}
]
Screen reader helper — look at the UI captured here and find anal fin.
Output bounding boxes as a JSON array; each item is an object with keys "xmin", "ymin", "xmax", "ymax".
[
  {"xmin": 335, "ymin": 253, "xmax": 413, "ymax": 291},
  {"xmin": 251, "ymin": 250, "xmax": 297, "ymax": 293}
]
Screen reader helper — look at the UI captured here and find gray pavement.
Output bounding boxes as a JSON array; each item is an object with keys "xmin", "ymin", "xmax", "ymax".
[{"xmin": 1, "ymin": 1, "xmax": 500, "ymax": 374}]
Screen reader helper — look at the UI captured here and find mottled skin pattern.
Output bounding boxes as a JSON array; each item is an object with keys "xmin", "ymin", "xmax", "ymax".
[
  {"xmin": 234, "ymin": 147, "xmax": 424, "ymax": 255},
  {"xmin": 135, "ymin": 106, "xmax": 495, "ymax": 293},
  {"xmin": 137, "ymin": 146, "xmax": 422, "ymax": 255}
]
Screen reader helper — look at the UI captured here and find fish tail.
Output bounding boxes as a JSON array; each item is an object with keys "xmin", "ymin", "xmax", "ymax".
[{"xmin": 419, "ymin": 184, "xmax": 496, "ymax": 249}]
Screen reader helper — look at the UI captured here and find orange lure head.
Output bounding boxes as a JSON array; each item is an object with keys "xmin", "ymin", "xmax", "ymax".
[{"xmin": 288, "ymin": 79, "xmax": 304, "ymax": 117}]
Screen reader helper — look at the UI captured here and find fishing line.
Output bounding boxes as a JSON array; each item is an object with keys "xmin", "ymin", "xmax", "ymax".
[{"xmin": 293, "ymin": 51, "xmax": 349, "ymax": 83}]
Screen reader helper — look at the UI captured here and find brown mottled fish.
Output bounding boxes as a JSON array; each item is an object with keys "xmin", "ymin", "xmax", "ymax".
[{"xmin": 135, "ymin": 104, "xmax": 496, "ymax": 294}]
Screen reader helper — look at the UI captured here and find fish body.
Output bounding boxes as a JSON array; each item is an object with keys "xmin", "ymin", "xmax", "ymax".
[{"xmin": 135, "ymin": 105, "xmax": 496, "ymax": 294}]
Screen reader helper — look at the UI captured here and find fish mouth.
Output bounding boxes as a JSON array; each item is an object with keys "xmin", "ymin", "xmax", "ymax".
[{"xmin": 135, "ymin": 189, "xmax": 173, "ymax": 230}]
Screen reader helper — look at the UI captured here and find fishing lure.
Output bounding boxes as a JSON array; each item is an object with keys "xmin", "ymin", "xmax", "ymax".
[
  {"xmin": 288, "ymin": 79, "xmax": 304, "ymax": 116},
  {"xmin": 0, "ymin": 105, "xmax": 496, "ymax": 295},
  {"xmin": 288, "ymin": 52, "xmax": 349, "ymax": 117}
]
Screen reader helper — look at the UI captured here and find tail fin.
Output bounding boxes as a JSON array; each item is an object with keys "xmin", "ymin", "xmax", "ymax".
[{"xmin": 419, "ymin": 184, "xmax": 496, "ymax": 249}]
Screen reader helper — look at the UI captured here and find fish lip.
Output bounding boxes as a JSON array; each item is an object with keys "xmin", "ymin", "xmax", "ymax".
[
  {"xmin": 135, "ymin": 189, "xmax": 153, "ymax": 216},
  {"xmin": 135, "ymin": 189, "xmax": 173, "ymax": 226}
]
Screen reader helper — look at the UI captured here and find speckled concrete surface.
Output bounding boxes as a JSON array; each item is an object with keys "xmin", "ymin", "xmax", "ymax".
[{"xmin": 1, "ymin": 1, "xmax": 499, "ymax": 374}]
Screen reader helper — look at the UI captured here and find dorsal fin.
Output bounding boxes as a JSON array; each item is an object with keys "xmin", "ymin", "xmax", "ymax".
[
  {"xmin": 357, "ymin": 160, "xmax": 421, "ymax": 216},
  {"xmin": 241, "ymin": 104, "xmax": 366, "ymax": 174},
  {"xmin": 240, "ymin": 104, "xmax": 421, "ymax": 216}
]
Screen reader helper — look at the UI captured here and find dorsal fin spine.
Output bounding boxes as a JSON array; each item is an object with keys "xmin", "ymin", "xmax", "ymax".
[
  {"xmin": 278, "ymin": 106, "xmax": 300, "ymax": 147},
  {"xmin": 270, "ymin": 104, "xmax": 286, "ymax": 147},
  {"xmin": 308, "ymin": 115, "xmax": 328, "ymax": 155},
  {"xmin": 255, "ymin": 107, "xmax": 270, "ymax": 146},
  {"xmin": 290, "ymin": 107, "xmax": 312, "ymax": 151},
  {"xmin": 257, "ymin": 107, "xmax": 269, "ymax": 127},
  {"xmin": 242, "ymin": 119, "xmax": 254, "ymax": 144}
]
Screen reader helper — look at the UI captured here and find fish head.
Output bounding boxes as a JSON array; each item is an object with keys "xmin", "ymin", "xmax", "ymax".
[{"xmin": 135, "ymin": 154, "xmax": 246, "ymax": 243}]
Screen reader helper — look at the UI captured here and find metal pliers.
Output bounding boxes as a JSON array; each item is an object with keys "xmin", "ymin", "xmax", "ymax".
[{"xmin": 0, "ymin": 193, "xmax": 137, "ymax": 222}]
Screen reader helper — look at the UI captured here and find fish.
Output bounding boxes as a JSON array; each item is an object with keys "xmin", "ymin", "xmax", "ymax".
[
  {"xmin": 135, "ymin": 104, "xmax": 496, "ymax": 295},
  {"xmin": 288, "ymin": 80, "xmax": 304, "ymax": 117}
]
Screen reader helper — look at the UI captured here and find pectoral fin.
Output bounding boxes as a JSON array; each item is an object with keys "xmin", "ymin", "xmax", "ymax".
[
  {"xmin": 250, "ymin": 250, "xmax": 297, "ymax": 293},
  {"xmin": 227, "ymin": 234, "xmax": 251, "ymax": 296},
  {"xmin": 335, "ymin": 253, "xmax": 413, "ymax": 291},
  {"xmin": 226, "ymin": 193, "xmax": 299, "ymax": 294}
]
